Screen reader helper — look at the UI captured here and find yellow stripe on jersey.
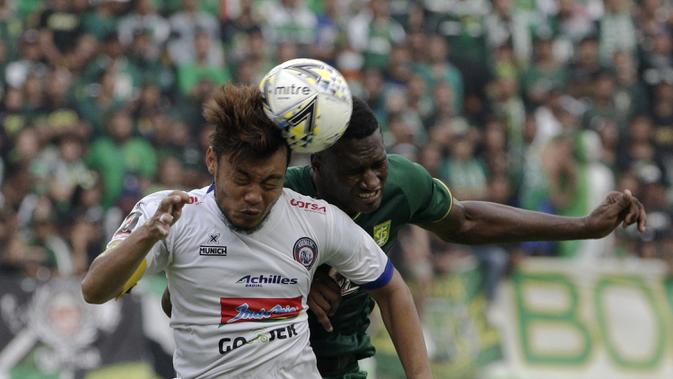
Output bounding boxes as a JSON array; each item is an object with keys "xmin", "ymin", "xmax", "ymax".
[
  {"xmin": 116, "ymin": 258, "xmax": 148, "ymax": 299},
  {"xmin": 431, "ymin": 178, "xmax": 454, "ymax": 223},
  {"xmin": 105, "ymin": 240, "xmax": 148, "ymax": 299}
]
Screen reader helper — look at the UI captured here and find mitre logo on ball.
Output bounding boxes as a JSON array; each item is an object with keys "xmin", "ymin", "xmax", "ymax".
[{"xmin": 260, "ymin": 58, "xmax": 352, "ymax": 153}]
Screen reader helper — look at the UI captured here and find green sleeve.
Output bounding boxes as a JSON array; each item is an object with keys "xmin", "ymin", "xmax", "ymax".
[{"xmin": 388, "ymin": 155, "xmax": 453, "ymax": 224}]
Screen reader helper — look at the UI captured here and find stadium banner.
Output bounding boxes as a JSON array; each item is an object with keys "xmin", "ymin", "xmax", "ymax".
[
  {"xmin": 372, "ymin": 258, "xmax": 502, "ymax": 379},
  {"xmin": 3, "ymin": 258, "xmax": 670, "ymax": 379},
  {"xmin": 487, "ymin": 257, "xmax": 673, "ymax": 379},
  {"xmin": 0, "ymin": 275, "xmax": 154, "ymax": 379}
]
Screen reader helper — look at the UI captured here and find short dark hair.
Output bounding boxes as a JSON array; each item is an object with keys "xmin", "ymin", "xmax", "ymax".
[
  {"xmin": 204, "ymin": 85, "xmax": 288, "ymax": 164},
  {"xmin": 341, "ymin": 96, "xmax": 379, "ymax": 140}
]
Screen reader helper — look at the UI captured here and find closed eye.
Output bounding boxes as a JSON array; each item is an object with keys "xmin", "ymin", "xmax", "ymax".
[
  {"xmin": 261, "ymin": 181, "xmax": 283, "ymax": 191},
  {"xmin": 233, "ymin": 175, "xmax": 250, "ymax": 185}
]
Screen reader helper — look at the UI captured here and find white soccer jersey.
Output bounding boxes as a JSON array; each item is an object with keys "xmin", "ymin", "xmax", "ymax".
[{"xmin": 109, "ymin": 186, "xmax": 393, "ymax": 379}]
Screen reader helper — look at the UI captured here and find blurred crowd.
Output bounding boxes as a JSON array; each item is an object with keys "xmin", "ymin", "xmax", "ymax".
[{"xmin": 0, "ymin": 0, "xmax": 671, "ymax": 302}]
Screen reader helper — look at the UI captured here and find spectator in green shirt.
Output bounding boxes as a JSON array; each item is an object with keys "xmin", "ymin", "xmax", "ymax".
[
  {"xmin": 177, "ymin": 30, "xmax": 230, "ymax": 97},
  {"xmin": 87, "ymin": 110, "xmax": 157, "ymax": 208},
  {"xmin": 81, "ymin": 0, "xmax": 120, "ymax": 42}
]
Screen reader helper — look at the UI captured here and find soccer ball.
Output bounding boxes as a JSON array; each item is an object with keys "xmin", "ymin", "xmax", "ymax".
[{"xmin": 259, "ymin": 58, "xmax": 352, "ymax": 153}]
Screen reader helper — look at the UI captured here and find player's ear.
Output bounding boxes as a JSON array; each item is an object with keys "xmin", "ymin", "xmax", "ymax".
[{"xmin": 206, "ymin": 146, "xmax": 217, "ymax": 175}]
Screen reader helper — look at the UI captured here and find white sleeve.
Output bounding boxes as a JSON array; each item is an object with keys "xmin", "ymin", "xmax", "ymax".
[
  {"xmin": 107, "ymin": 191, "xmax": 173, "ymax": 274},
  {"xmin": 320, "ymin": 205, "xmax": 393, "ymax": 290}
]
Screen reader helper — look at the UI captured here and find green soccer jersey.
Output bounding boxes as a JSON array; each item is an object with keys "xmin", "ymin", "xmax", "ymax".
[{"xmin": 285, "ymin": 154, "xmax": 453, "ymax": 362}]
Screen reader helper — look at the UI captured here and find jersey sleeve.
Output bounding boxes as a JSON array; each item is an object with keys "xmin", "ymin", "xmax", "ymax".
[
  {"xmin": 107, "ymin": 191, "xmax": 173, "ymax": 275},
  {"xmin": 320, "ymin": 204, "xmax": 393, "ymax": 290},
  {"xmin": 390, "ymin": 155, "xmax": 454, "ymax": 224}
]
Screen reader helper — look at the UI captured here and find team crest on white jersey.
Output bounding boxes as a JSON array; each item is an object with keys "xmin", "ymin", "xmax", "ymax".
[{"xmin": 292, "ymin": 237, "xmax": 317, "ymax": 269}]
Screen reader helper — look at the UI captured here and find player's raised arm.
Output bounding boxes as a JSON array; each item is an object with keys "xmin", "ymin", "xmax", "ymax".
[
  {"xmin": 424, "ymin": 189, "xmax": 646, "ymax": 244},
  {"xmin": 81, "ymin": 191, "xmax": 190, "ymax": 304}
]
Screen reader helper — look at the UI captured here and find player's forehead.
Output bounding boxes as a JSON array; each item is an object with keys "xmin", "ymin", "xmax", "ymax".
[
  {"xmin": 332, "ymin": 133, "xmax": 386, "ymax": 167},
  {"xmin": 223, "ymin": 149, "xmax": 287, "ymax": 179}
]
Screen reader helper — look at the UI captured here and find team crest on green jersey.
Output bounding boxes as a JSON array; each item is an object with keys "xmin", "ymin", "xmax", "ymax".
[{"xmin": 373, "ymin": 220, "xmax": 391, "ymax": 247}]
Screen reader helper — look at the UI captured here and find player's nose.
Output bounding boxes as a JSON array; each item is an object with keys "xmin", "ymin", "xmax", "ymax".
[
  {"xmin": 360, "ymin": 169, "xmax": 381, "ymax": 191},
  {"xmin": 243, "ymin": 186, "xmax": 263, "ymax": 206}
]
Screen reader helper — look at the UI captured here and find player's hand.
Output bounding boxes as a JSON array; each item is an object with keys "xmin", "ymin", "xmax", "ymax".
[
  {"xmin": 308, "ymin": 265, "xmax": 342, "ymax": 332},
  {"xmin": 146, "ymin": 191, "xmax": 192, "ymax": 241},
  {"xmin": 585, "ymin": 189, "xmax": 647, "ymax": 238}
]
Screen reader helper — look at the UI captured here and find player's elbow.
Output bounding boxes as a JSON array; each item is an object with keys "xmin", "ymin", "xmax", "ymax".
[
  {"xmin": 81, "ymin": 276, "xmax": 110, "ymax": 304},
  {"xmin": 82, "ymin": 293, "xmax": 106, "ymax": 305}
]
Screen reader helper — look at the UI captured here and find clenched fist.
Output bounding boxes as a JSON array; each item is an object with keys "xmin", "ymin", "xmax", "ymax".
[{"xmin": 585, "ymin": 189, "xmax": 647, "ymax": 238}]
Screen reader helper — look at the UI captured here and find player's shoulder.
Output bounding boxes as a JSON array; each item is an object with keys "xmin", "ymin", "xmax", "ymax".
[
  {"xmin": 280, "ymin": 189, "xmax": 353, "ymax": 238},
  {"xmin": 135, "ymin": 186, "xmax": 210, "ymax": 212},
  {"xmin": 281, "ymin": 188, "xmax": 332, "ymax": 217},
  {"xmin": 385, "ymin": 154, "xmax": 434, "ymax": 192},
  {"xmin": 386, "ymin": 154, "xmax": 454, "ymax": 222},
  {"xmin": 387, "ymin": 154, "xmax": 428, "ymax": 175},
  {"xmin": 135, "ymin": 189, "xmax": 176, "ymax": 209},
  {"xmin": 185, "ymin": 185, "xmax": 211, "ymax": 204}
]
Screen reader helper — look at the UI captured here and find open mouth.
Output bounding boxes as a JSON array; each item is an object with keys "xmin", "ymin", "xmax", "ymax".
[{"xmin": 357, "ymin": 190, "xmax": 380, "ymax": 201}]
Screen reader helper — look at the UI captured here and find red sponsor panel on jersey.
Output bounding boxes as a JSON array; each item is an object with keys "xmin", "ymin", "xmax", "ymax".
[{"xmin": 220, "ymin": 296, "xmax": 303, "ymax": 325}]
